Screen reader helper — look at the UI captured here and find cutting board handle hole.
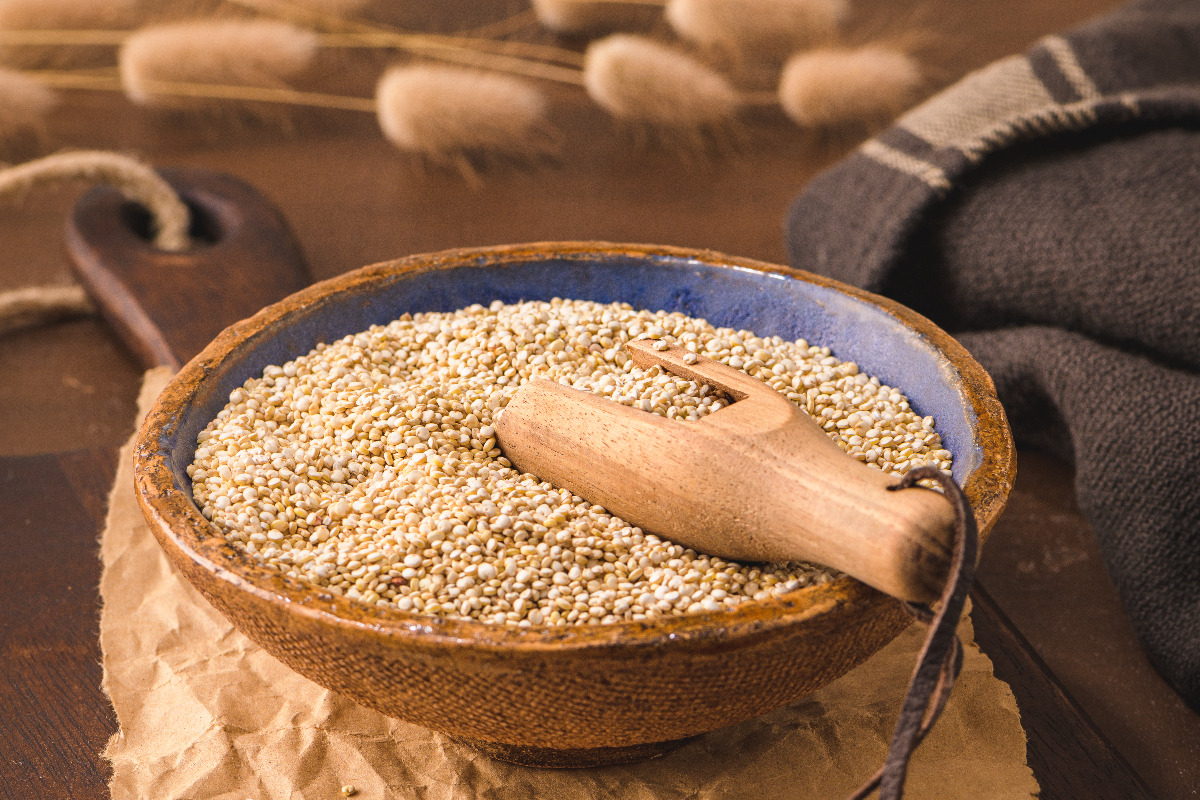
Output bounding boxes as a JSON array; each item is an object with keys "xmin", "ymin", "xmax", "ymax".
[{"xmin": 120, "ymin": 198, "xmax": 221, "ymax": 250}]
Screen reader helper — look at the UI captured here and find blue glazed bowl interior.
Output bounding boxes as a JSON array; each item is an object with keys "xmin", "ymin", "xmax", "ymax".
[{"xmin": 167, "ymin": 252, "xmax": 981, "ymax": 493}]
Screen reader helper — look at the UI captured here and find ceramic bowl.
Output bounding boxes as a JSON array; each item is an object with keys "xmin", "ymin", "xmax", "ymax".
[{"xmin": 135, "ymin": 242, "xmax": 1015, "ymax": 768}]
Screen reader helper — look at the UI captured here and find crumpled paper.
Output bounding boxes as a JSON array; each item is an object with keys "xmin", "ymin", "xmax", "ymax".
[{"xmin": 100, "ymin": 368, "xmax": 1038, "ymax": 800}]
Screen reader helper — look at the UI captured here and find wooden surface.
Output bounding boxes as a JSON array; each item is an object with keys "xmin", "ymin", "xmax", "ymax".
[{"xmin": 3, "ymin": 0, "xmax": 1199, "ymax": 797}]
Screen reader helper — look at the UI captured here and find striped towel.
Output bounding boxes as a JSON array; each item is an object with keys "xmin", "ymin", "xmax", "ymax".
[{"xmin": 787, "ymin": 0, "xmax": 1200, "ymax": 707}]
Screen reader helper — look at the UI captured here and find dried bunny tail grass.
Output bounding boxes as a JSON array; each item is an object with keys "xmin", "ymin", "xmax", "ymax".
[
  {"xmin": 778, "ymin": 45, "xmax": 924, "ymax": 130},
  {"xmin": 234, "ymin": 0, "xmax": 586, "ymax": 71},
  {"xmin": 119, "ymin": 19, "xmax": 319, "ymax": 109},
  {"xmin": 28, "ymin": 67, "xmax": 378, "ymax": 113},
  {"xmin": 0, "ymin": 67, "xmax": 55, "ymax": 155},
  {"xmin": 665, "ymin": 0, "xmax": 847, "ymax": 64},
  {"xmin": 532, "ymin": 0, "xmax": 663, "ymax": 35},
  {"xmin": 376, "ymin": 64, "xmax": 559, "ymax": 172},
  {"xmin": 247, "ymin": 6, "xmax": 591, "ymax": 79},
  {"xmin": 0, "ymin": 0, "xmax": 140, "ymax": 68},
  {"xmin": 584, "ymin": 34, "xmax": 740, "ymax": 137}
]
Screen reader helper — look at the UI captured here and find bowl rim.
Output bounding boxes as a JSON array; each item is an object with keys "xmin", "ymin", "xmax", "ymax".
[{"xmin": 134, "ymin": 241, "xmax": 1015, "ymax": 655}]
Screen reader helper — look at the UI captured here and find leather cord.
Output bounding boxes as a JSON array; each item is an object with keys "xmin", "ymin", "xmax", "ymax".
[{"xmin": 848, "ymin": 465, "xmax": 979, "ymax": 800}]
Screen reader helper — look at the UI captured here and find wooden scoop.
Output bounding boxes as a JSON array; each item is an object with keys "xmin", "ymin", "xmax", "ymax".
[{"xmin": 494, "ymin": 338, "xmax": 956, "ymax": 603}]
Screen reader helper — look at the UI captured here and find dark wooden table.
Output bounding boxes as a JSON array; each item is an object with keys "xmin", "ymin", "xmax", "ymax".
[{"xmin": 3, "ymin": 2, "xmax": 1198, "ymax": 797}]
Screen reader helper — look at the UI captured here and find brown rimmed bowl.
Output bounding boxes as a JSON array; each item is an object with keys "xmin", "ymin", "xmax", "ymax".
[{"xmin": 135, "ymin": 242, "xmax": 1015, "ymax": 768}]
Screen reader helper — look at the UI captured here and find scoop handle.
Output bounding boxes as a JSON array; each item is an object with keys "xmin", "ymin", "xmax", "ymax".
[
  {"xmin": 495, "ymin": 341, "xmax": 956, "ymax": 603},
  {"xmin": 65, "ymin": 166, "xmax": 309, "ymax": 371}
]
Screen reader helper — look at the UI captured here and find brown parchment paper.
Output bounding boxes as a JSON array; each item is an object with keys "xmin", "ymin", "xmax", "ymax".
[{"xmin": 101, "ymin": 369, "xmax": 1038, "ymax": 800}]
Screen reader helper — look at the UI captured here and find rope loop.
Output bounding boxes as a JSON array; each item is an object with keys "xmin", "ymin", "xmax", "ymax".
[
  {"xmin": 0, "ymin": 150, "xmax": 190, "ymax": 337},
  {"xmin": 0, "ymin": 150, "xmax": 189, "ymax": 250}
]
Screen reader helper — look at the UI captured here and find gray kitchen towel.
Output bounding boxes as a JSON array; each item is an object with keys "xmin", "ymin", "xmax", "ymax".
[{"xmin": 786, "ymin": 0, "xmax": 1200, "ymax": 706}]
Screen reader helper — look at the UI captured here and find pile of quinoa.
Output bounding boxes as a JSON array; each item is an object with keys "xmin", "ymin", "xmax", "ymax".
[{"xmin": 188, "ymin": 299, "xmax": 952, "ymax": 627}]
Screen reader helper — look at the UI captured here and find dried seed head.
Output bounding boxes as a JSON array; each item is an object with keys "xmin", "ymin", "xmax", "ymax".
[
  {"xmin": 376, "ymin": 64, "xmax": 557, "ymax": 167},
  {"xmin": 583, "ymin": 34, "xmax": 739, "ymax": 130},
  {"xmin": 532, "ymin": 0, "xmax": 656, "ymax": 35},
  {"xmin": 119, "ymin": 20, "xmax": 319, "ymax": 109},
  {"xmin": 778, "ymin": 46, "xmax": 922, "ymax": 129},
  {"xmin": 665, "ymin": 0, "xmax": 846, "ymax": 63},
  {"xmin": 0, "ymin": 0, "xmax": 139, "ymax": 68},
  {"xmin": 0, "ymin": 67, "xmax": 55, "ymax": 156}
]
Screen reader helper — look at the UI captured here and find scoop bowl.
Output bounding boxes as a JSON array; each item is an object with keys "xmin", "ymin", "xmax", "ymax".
[{"xmin": 134, "ymin": 242, "xmax": 1015, "ymax": 767}]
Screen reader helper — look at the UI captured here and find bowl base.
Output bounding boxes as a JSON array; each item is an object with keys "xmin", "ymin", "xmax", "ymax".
[{"xmin": 452, "ymin": 734, "xmax": 700, "ymax": 768}]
